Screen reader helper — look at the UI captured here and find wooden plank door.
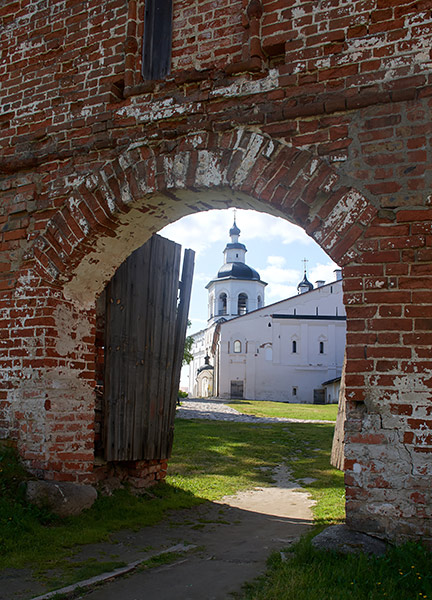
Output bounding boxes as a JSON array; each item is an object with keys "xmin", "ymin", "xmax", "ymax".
[{"xmin": 104, "ymin": 234, "xmax": 194, "ymax": 462}]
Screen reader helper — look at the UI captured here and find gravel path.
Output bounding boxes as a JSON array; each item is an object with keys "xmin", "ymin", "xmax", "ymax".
[{"xmin": 176, "ymin": 397, "xmax": 334, "ymax": 424}]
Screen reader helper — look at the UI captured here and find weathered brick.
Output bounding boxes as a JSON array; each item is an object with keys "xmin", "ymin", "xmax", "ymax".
[{"xmin": 0, "ymin": 0, "xmax": 431, "ymax": 547}]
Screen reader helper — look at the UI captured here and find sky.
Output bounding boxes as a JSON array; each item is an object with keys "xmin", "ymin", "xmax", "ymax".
[{"xmin": 160, "ymin": 208, "xmax": 340, "ymax": 335}]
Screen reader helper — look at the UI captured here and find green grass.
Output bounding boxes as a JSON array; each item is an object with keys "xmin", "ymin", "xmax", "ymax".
[
  {"xmin": 39, "ymin": 559, "xmax": 128, "ymax": 591},
  {"xmin": 0, "ymin": 443, "xmax": 202, "ymax": 573},
  {"xmin": 0, "ymin": 483, "xmax": 202, "ymax": 572},
  {"xmin": 227, "ymin": 400, "xmax": 338, "ymax": 422},
  {"xmin": 0, "ymin": 420, "xmax": 341, "ymax": 577},
  {"xmin": 3, "ymin": 420, "xmax": 427, "ymax": 599},
  {"xmin": 167, "ymin": 419, "xmax": 343, "ymax": 524},
  {"xmin": 238, "ymin": 536, "xmax": 432, "ymax": 600}
]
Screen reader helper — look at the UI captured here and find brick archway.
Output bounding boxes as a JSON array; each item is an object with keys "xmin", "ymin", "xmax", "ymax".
[
  {"xmin": 4, "ymin": 126, "xmax": 431, "ymax": 545},
  {"xmin": 28, "ymin": 128, "xmax": 376, "ymax": 306}
]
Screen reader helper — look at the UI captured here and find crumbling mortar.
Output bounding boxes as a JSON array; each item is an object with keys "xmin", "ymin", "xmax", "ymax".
[{"xmin": 343, "ymin": 97, "xmax": 432, "ymax": 207}]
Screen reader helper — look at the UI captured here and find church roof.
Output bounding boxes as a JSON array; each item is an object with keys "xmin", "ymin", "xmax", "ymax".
[
  {"xmin": 297, "ymin": 272, "xmax": 314, "ymax": 292},
  {"xmin": 197, "ymin": 363, "xmax": 214, "ymax": 374},
  {"xmin": 229, "ymin": 221, "xmax": 240, "ymax": 236},
  {"xmin": 224, "ymin": 242, "xmax": 246, "ymax": 251},
  {"xmin": 206, "ymin": 216, "xmax": 264, "ymax": 285},
  {"xmin": 217, "ymin": 261, "xmax": 261, "ymax": 281}
]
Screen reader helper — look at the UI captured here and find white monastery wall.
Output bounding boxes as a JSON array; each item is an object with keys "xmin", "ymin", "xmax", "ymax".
[{"xmin": 216, "ymin": 279, "xmax": 346, "ymax": 403}]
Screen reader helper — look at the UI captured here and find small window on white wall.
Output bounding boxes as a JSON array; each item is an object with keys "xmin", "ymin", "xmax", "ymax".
[
  {"xmin": 233, "ymin": 340, "xmax": 242, "ymax": 353},
  {"xmin": 319, "ymin": 341, "xmax": 324, "ymax": 354},
  {"xmin": 292, "ymin": 340, "xmax": 297, "ymax": 353},
  {"xmin": 257, "ymin": 295, "xmax": 262, "ymax": 308},
  {"xmin": 292, "ymin": 387, "xmax": 297, "ymax": 397}
]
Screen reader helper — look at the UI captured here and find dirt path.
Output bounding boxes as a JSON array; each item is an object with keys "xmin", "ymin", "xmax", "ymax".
[
  {"xmin": 4, "ymin": 466, "xmax": 314, "ymax": 600},
  {"xmin": 4, "ymin": 400, "xmax": 321, "ymax": 600},
  {"xmin": 74, "ymin": 466, "xmax": 314, "ymax": 600}
]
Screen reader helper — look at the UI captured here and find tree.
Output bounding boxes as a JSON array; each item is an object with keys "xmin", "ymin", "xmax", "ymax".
[{"xmin": 182, "ymin": 320, "xmax": 193, "ymax": 366}]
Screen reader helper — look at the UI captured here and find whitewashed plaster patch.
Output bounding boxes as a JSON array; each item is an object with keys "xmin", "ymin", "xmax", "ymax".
[
  {"xmin": 196, "ymin": 151, "xmax": 225, "ymax": 186},
  {"xmin": 324, "ymin": 190, "xmax": 368, "ymax": 233},
  {"xmin": 163, "ymin": 152, "xmax": 190, "ymax": 189},
  {"xmin": 233, "ymin": 133, "xmax": 265, "ymax": 186}
]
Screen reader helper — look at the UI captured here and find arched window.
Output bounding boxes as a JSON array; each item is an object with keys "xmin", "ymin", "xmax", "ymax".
[
  {"xmin": 209, "ymin": 294, "xmax": 214, "ymax": 318},
  {"xmin": 257, "ymin": 295, "xmax": 262, "ymax": 309},
  {"xmin": 233, "ymin": 340, "xmax": 242, "ymax": 353},
  {"xmin": 292, "ymin": 340, "xmax": 297, "ymax": 353},
  {"xmin": 319, "ymin": 341, "xmax": 324, "ymax": 354},
  {"xmin": 238, "ymin": 293, "xmax": 248, "ymax": 315},
  {"xmin": 218, "ymin": 293, "xmax": 227, "ymax": 315}
]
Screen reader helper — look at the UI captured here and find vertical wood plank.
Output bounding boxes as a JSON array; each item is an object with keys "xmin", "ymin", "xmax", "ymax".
[
  {"xmin": 165, "ymin": 248, "xmax": 195, "ymax": 457},
  {"xmin": 331, "ymin": 355, "xmax": 346, "ymax": 471},
  {"xmin": 104, "ymin": 234, "xmax": 193, "ymax": 462},
  {"xmin": 131, "ymin": 240, "xmax": 151, "ymax": 458},
  {"xmin": 157, "ymin": 240, "xmax": 181, "ymax": 457}
]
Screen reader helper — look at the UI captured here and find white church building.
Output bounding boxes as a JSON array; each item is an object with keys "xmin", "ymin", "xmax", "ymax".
[{"xmin": 187, "ymin": 219, "xmax": 346, "ymax": 403}]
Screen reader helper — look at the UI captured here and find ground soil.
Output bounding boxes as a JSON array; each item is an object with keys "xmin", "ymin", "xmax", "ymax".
[{"xmin": 3, "ymin": 466, "xmax": 314, "ymax": 600}]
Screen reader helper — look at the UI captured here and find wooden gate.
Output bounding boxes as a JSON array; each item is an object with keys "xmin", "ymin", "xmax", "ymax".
[{"xmin": 103, "ymin": 234, "xmax": 194, "ymax": 462}]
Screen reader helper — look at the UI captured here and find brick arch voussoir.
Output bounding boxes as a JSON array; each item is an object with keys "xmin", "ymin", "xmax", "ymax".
[{"xmin": 31, "ymin": 128, "xmax": 378, "ymax": 284}]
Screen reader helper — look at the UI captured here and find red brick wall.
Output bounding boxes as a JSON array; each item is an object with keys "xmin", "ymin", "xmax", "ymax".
[{"xmin": 1, "ymin": 0, "xmax": 432, "ymax": 543}]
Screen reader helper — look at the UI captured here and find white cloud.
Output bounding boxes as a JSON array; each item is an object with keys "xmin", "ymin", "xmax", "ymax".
[
  {"xmin": 159, "ymin": 208, "xmax": 311, "ymax": 255},
  {"xmin": 261, "ymin": 264, "xmax": 300, "ymax": 286},
  {"xmin": 260, "ymin": 256, "xmax": 340, "ymax": 303},
  {"xmin": 193, "ymin": 271, "xmax": 213, "ymax": 283},
  {"xmin": 259, "ymin": 255, "xmax": 301, "ymax": 302},
  {"xmin": 261, "ymin": 255, "xmax": 300, "ymax": 282},
  {"xmin": 267, "ymin": 255, "xmax": 286, "ymax": 267},
  {"xmin": 309, "ymin": 261, "xmax": 340, "ymax": 285},
  {"xmin": 266, "ymin": 283, "xmax": 298, "ymax": 301},
  {"xmin": 232, "ymin": 209, "xmax": 311, "ymax": 246},
  {"xmin": 160, "ymin": 210, "xmax": 228, "ymax": 255}
]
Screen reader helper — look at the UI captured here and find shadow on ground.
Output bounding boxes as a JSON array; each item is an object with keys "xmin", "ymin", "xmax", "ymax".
[{"xmin": 2, "ymin": 479, "xmax": 314, "ymax": 600}]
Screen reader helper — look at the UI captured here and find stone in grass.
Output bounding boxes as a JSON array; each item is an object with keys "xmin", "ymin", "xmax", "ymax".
[
  {"xmin": 26, "ymin": 481, "xmax": 97, "ymax": 517},
  {"xmin": 312, "ymin": 524, "xmax": 387, "ymax": 556}
]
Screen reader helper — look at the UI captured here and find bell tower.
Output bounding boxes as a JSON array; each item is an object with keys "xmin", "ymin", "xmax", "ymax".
[{"xmin": 206, "ymin": 216, "xmax": 267, "ymax": 325}]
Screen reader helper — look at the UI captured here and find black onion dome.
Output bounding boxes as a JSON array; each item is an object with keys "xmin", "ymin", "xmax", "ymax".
[
  {"xmin": 229, "ymin": 221, "xmax": 240, "ymax": 237},
  {"xmin": 297, "ymin": 273, "xmax": 313, "ymax": 291},
  {"xmin": 217, "ymin": 262, "xmax": 261, "ymax": 280},
  {"xmin": 197, "ymin": 363, "xmax": 214, "ymax": 374}
]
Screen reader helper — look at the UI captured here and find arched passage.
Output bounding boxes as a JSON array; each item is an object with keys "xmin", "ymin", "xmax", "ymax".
[
  {"xmin": 29, "ymin": 128, "xmax": 375, "ymax": 306},
  {"xmin": 6, "ymin": 127, "xmax": 430, "ymax": 544}
]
